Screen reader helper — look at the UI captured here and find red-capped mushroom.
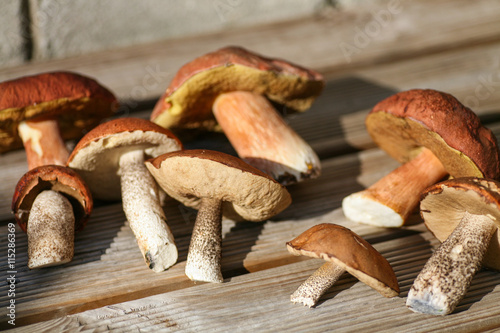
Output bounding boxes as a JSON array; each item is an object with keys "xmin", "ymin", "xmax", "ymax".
[
  {"xmin": 151, "ymin": 46, "xmax": 324, "ymax": 185},
  {"xmin": 342, "ymin": 89, "xmax": 500, "ymax": 228}
]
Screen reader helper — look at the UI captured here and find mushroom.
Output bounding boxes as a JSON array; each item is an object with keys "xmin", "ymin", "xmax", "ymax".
[
  {"xmin": 286, "ymin": 223, "xmax": 399, "ymax": 307},
  {"xmin": 342, "ymin": 89, "xmax": 500, "ymax": 228},
  {"xmin": 407, "ymin": 177, "xmax": 500, "ymax": 315},
  {"xmin": 67, "ymin": 118, "xmax": 183, "ymax": 272},
  {"xmin": 145, "ymin": 149, "xmax": 292, "ymax": 283},
  {"xmin": 150, "ymin": 46, "xmax": 324, "ymax": 185},
  {"xmin": 2, "ymin": 71, "xmax": 117, "ymax": 268}
]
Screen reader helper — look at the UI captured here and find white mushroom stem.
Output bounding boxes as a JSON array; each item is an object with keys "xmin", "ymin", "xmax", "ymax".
[
  {"xmin": 27, "ymin": 190, "xmax": 75, "ymax": 268},
  {"xmin": 18, "ymin": 119, "xmax": 69, "ymax": 170},
  {"xmin": 291, "ymin": 261, "xmax": 345, "ymax": 307},
  {"xmin": 406, "ymin": 212, "xmax": 496, "ymax": 315},
  {"xmin": 118, "ymin": 149, "xmax": 177, "ymax": 272},
  {"xmin": 342, "ymin": 147, "xmax": 447, "ymax": 227},
  {"xmin": 185, "ymin": 197, "xmax": 223, "ymax": 283},
  {"xmin": 213, "ymin": 91, "xmax": 321, "ymax": 185}
]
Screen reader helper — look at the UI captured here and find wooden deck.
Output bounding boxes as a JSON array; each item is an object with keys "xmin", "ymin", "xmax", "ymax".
[{"xmin": 2, "ymin": 0, "xmax": 500, "ymax": 331}]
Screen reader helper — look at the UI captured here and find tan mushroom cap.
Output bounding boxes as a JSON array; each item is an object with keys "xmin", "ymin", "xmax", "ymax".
[
  {"xmin": 145, "ymin": 149, "xmax": 292, "ymax": 221},
  {"xmin": 287, "ymin": 223, "xmax": 400, "ymax": 298},
  {"xmin": 12, "ymin": 165, "xmax": 93, "ymax": 233},
  {"xmin": 366, "ymin": 89, "xmax": 500, "ymax": 179},
  {"xmin": 67, "ymin": 118, "xmax": 183, "ymax": 200},
  {"xmin": 150, "ymin": 46, "xmax": 324, "ymax": 130},
  {"xmin": 421, "ymin": 177, "xmax": 500, "ymax": 270},
  {"xmin": 0, "ymin": 71, "xmax": 118, "ymax": 153}
]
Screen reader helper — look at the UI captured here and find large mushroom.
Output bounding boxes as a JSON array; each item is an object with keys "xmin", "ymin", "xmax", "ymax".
[
  {"xmin": 342, "ymin": 89, "xmax": 500, "ymax": 228},
  {"xmin": 3, "ymin": 71, "xmax": 117, "ymax": 268},
  {"xmin": 407, "ymin": 177, "xmax": 500, "ymax": 315},
  {"xmin": 145, "ymin": 149, "xmax": 292, "ymax": 283},
  {"xmin": 150, "ymin": 46, "xmax": 324, "ymax": 185},
  {"xmin": 287, "ymin": 223, "xmax": 399, "ymax": 307},
  {"xmin": 67, "ymin": 118, "xmax": 183, "ymax": 272}
]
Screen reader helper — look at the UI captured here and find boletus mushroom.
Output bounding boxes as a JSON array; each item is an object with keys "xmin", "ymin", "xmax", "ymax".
[
  {"xmin": 150, "ymin": 46, "xmax": 324, "ymax": 185},
  {"xmin": 3, "ymin": 71, "xmax": 117, "ymax": 268},
  {"xmin": 287, "ymin": 223, "xmax": 399, "ymax": 307},
  {"xmin": 342, "ymin": 89, "xmax": 500, "ymax": 228},
  {"xmin": 67, "ymin": 118, "xmax": 183, "ymax": 272},
  {"xmin": 407, "ymin": 177, "xmax": 500, "ymax": 315},
  {"xmin": 145, "ymin": 149, "xmax": 292, "ymax": 283}
]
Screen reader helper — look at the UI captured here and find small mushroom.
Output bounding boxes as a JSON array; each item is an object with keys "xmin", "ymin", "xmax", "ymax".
[
  {"xmin": 145, "ymin": 149, "xmax": 292, "ymax": 283},
  {"xmin": 407, "ymin": 177, "xmax": 500, "ymax": 315},
  {"xmin": 342, "ymin": 89, "xmax": 500, "ymax": 228},
  {"xmin": 151, "ymin": 46, "xmax": 324, "ymax": 185},
  {"xmin": 2, "ymin": 71, "xmax": 117, "ymax": 268},
  {"xmin": 287, "ymin": 223, "xmax": 399, "ymax": 307},
  {"xmin": 67, "ymin": 118, "xmax": 183, "ymax": 272}
]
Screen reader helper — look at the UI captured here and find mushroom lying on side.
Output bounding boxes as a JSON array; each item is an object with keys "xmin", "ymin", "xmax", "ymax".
[
  {"xmin": 145, "ymin": 149, "xmax": 292, "ymax": 283},
  {"xmin": 67, "ymin": 118, "xmax": 183, "ymax": 272},
  {"xmin": 342, "ymin": 89, "xmax": 500, "ymax": 228},
  {"xmin": 3, "ymin": 71, "xmax": 117, "ymax": 268},
  {"xmin": 407, "ymin": 177, "xmax": 500, "ymax": 315},
  {"xmin": 151, "ymin": 46, "xmax": 324, "ymax": 185},
  {"xmin": 287, "ymin": 223, "xmax": 399, "ymax": 307}
]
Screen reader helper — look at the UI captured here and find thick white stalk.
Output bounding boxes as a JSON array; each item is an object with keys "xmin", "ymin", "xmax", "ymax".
[{"xmin": 119, "ymin": 149, "xmax": 177, "ymax": 272}]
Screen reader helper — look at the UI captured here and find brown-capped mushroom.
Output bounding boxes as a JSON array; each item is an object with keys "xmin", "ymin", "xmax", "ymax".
[
  {"xmin": 287, "ymin": 223, "xmax": 399, "ymax": 307},
  {"xmin": 150, "ymin": 46, "xmax": 324, "ymax": 185},
  {"xmin": 407, "ymin": 177, "xmax": 500, "ymax": 315},
  {"xmin": 67, "ymin": 118, "xmax": 183, "ymax": 272},
  {"xmin": 145, "ymin": 149, "xmax": 292, "ymax": 283},
  {"xmin": 342, "ymin": 89, "xmax": 500, "ymax": 228},
  {"xmin": 3, "ymin": 71, "xmax": 117, "ymax": 268}
]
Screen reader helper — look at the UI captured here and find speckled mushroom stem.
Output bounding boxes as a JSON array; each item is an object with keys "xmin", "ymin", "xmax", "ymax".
[
  {"xmin": 406, "ymin": 212, "xmax": 496, "ymax": 315},
  {"xmin": 291, "ymin": 261, "xmax": 345, "ymax": 307},
  {"xmin": 185, "ymin": 197, "xmax": 223, "ymax": 283},
  {"xmin": 27, "ymin": 190, "xmax": 75, "ymax": 268},
  {"xmin": 213, "ymin": 91, "xmax": 321, "ymax": 185},
  {"xmin": 119, "ymin": 149, "xmax": 178, "ymax": 272},
  {"xmin": 342, "ymin": 148, "xmax": 447, "ymax": 227},
  {"xmin": 18, "ymin": 119, "xmax": 75, "ymax": 268},
  {"xmin": 18, "ymin": 119, "xmax": 70, "ymax": 170}
]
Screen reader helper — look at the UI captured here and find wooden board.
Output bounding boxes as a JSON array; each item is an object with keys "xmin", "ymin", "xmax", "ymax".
[{"xmin": 2, "ymin": 1, "xmax": 500, "ymax": 331}]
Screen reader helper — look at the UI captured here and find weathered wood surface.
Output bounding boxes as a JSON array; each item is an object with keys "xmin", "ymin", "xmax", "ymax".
[{"xmin": 2, "ymin": 0, "xmax": 500, "ymax": 331}]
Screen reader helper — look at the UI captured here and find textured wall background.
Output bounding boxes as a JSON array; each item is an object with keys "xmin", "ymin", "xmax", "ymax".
[{"xmin": 0, "ymin": 0, "xmax": 328, "ymax": 69}]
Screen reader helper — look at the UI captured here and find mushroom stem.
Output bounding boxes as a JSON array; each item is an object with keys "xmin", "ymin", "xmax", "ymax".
[
  {"xmin": 118, "ymin": 149, "xmax": 177, "ymax": 272},
  {"xmin": 27, "ymin": 190, "xmax": 75, "ymax": 268},
  {"xmin": 18, "ymin": 119, "xmax": 69, "ymax": 170},
  {"xmin": 342, "ymin": 147, "xmax": 447, "ymax": 227},
  {"xmin": 406, "ymin": 211, "xmax": 497, "ymax": 315},
  {"xmin": 185, "ymin": 197, "xmax": 223, "ymax": 283},
  {"xmin": 291, "ymin": 261, "xmax": 345, "ymax": 307},
  {"xmin": 213, "ymin": 91, "xmax": 320, "ymax": 185}
]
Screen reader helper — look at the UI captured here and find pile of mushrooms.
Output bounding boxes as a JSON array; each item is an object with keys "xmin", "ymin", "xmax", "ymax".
[
  {"xmin": 4, "ymin": 71, "xmax": 117, "ymax": 268},
  {"xmin": 151, "ymin": 46, "xmax": 324, "ymax": 185},
  {"xmin": 342, "ymin": 89, "xmax": 500, "ymax": 228}
]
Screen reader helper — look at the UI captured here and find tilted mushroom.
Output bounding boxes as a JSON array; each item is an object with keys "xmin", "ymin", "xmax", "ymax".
[
  {"xmin": 150, "ymin": 46, "xmax": 324, "ymax": 185},
  {"xmin": 342, "ymin": 89, "xmax": 500, "ymax": 228},
  {"xmin": 145, "ymin": 149, "xmax": 292, "ymax": 283},
  {"xmin": 407, "ymin": 177, "xmax": 500, "ymax": 315},
  {"xmin": 2, "ymin": 71, "xmax": 117, "ymax": 268},
  {"xmin": 67, "ymin": 118, "xmax": 183, "ymax": 272},
  {"xmin": 287, "ymin": 223, "xmax": 399, "ymax": 307}
]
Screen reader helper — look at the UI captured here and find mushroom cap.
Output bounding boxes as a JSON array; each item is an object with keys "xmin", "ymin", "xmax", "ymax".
[
  {"xmin": 145, "ymin": 149, "xmax": 292, "ymax": 221},
  {"xmin": 365, "ymin": 89, "xmax": 500, "ymax": 180},
  {"xmin": 67, "ymin": 118, "xmax": 183, "ymax": 201},
  {"xmin": 12, "ymin": 165, "xmax": 93, "ymax": 233},
  {"xmin": 150, "ymin": 46, "xmax": 324, "ymax": 130},
  {"xmin": 286, "ymin": 223, "xmax": 400, "ymax": 298},
  {"xmin": 420, "ymin": 177, "xmax": 500, "ymax": 270},
  {"xmin": 0, "ymin": 71, "xmax": 118, "ymax": 153}
]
